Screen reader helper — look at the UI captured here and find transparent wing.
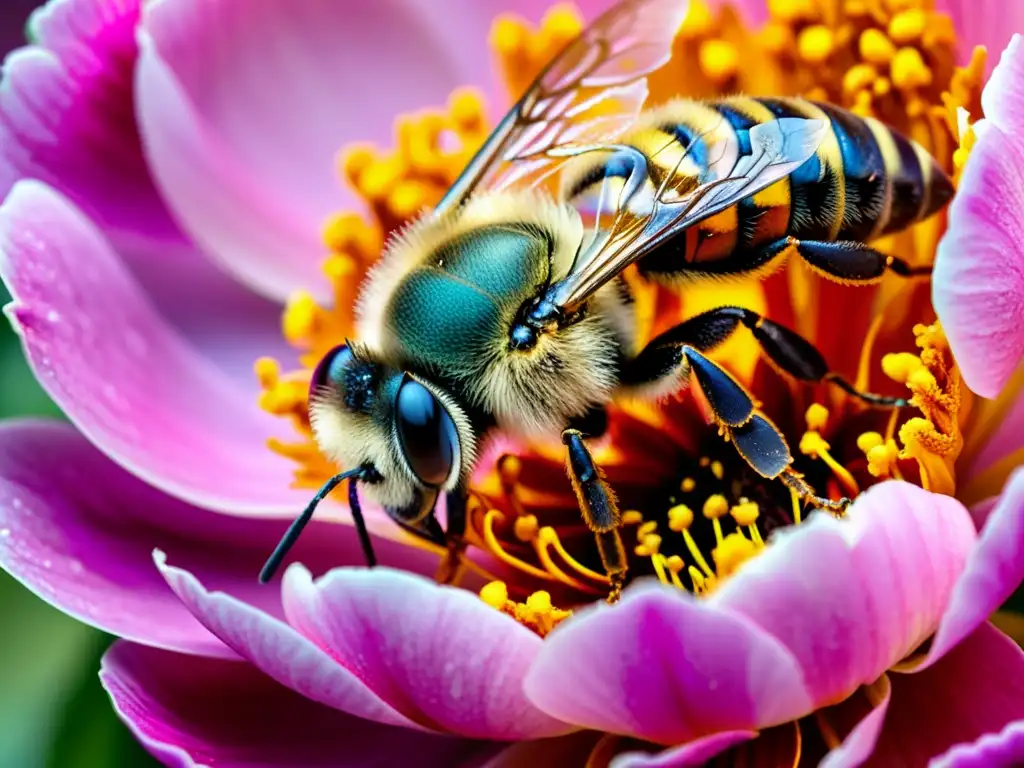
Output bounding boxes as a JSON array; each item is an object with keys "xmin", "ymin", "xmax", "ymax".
[
  {"xmin": 548, "ymin": 116, "xmax": 830, "ymax": 310},
  {"xmin": 434, "ymin": 0, "xmax": 691, "ymax": 215}
]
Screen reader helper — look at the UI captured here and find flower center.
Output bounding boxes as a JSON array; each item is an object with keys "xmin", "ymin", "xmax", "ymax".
[{"xmin": 254, "ymin": 0, "xmax": 983, "ymax": 631}]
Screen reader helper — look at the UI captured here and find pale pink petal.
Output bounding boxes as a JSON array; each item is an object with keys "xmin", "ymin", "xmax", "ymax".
[
  {"xmin": 282, "ymin": 564, "xmax": 571, "ymax": 741},
  {"xmin": 157, "ymin": 555, "xmax": 432, "ymax": 732},
  {"xmin": 919, "ymin": 468, "xmax": 1024, "ymax": 668},
  {"xmin": 523, "ymin": 581, "xmax": 813, "ymax": 746},
  {"xmin": 0, "ymin": 0, "xmax": 287, "ymax": 379},
  {"xmin": 967, "ymin": 391, "xmax": 1024, "ymax": 477},
  {"xmin": 610, "ymin": 731, "xmax": 757, "ymax": 768},
  {"xmin": 980, "ymin": 34, "xmax": 1024, "ymax": 135},
  {"xmin": 936, "ymin": 2, "xmax": 1024, "ymax": 72},
  {"xmin": 935, "ymin": 721, "xmax": 1024, "ymax": 768},
  {"xmin": 101, "ymin": 641, "xmax": 491, "ymax": 768},
  {"xmin": 0, "ymin": 180, "xmax": 313, "ymax": 516},
  {"xmin": 0, "ymin": 420, "xmax": 427, "ymax": 658},
  {"xmin": 933, "ymin": 122, "xmax": 1024, "ymax": 398},
  {"xmin": 872, "ymin": 624, "xmax": 1024, "ymax": 766},
  {"xmin": 712, "ymin": 481, "xmax": 975, "ymax": 708},
  {"xmin": 135, "ymin": 0, "xmax": 497, "ymax": 302}
]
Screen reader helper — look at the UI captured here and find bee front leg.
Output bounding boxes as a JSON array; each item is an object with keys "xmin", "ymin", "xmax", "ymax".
[{"xmin": 562, "ymin": 428, "xmax": 627, "ymax": 601}]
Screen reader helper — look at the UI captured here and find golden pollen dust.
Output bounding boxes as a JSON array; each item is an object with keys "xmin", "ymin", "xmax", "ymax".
[{"xmin": 255, "ymin": 0, "xmax": 982, "ymax": 629}]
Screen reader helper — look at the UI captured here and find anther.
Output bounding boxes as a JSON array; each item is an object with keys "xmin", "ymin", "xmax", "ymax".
[
  {"xmin": 668, "ymin": 504, "xmax": 694, "ymax": 531},
  {"xmin": 681, "ymin": 477, "xmax": 696, "ymax": 493},
  {"xmin": 702, "ymin": 494, "xmax": 729, "ymax": 520},
  {"xmin": 713, "ymin": 532, "xmax": 758, "ymax": 579}
]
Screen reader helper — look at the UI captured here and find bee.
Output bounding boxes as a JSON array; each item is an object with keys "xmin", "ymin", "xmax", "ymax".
[{"xmin": 259, "ymin": 0, "xmax": 953, "ymax": 591}]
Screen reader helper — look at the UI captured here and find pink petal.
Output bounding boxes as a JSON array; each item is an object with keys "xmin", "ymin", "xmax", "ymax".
[
  {"xmin": 935, "ymin": 720, "xmax": 1024, "ymax": 768},
  {"xmin": 134, "ymin": 0, "xmax": 498, "ymax": 302},
  {"xmin": 609, "ymin": 731, "xmax": 758, "ymax": 768},
  {"xmin": 101, "ymin": 641, "xmax": 491, "ymax": 768},
  {"xmin": 981, "ymin": 34, "xmax": 1024, "ymax": 135},
  {"xmin": 936, "ymin": 2, "xmax": 1024, "ymax": 72},
  {"xmin": 0, "ymin": 0, "xmax": 291, "ymax": 383},
  {"xmin": 0, "ymin": 419, "xmax": 424, "ymax": 658},
  {"xmin": 966, "ymin": 390, "xmax": 1024, "ymax": 477},
  {"xmin": 920, "ymin": 468, "xmax": 1024, "ymax": 668},
  {"xmin": 282, "ymin": 564, "xmax": 571, "ymax": 741},
  {"xmin": 157, "ymin": 555, "xmax": 428, "ymax": 732},
  {"xmin": 523, "ymin": 582, "xmax": 813, "ymax": 746},
  {"xmin": 0, "ymin": 180, "xmax": 311, "ymax": 517},
  {"xmin": 872, "ymin": 624, "xmax": 1024, "ymax": 766},
  {"xmin": 933, "ymin": 122, "xmax": 1024, "ymax": 398},
  {"xmin": 711, "ymin": 481, "xmax": 975, "ymax": 708}
]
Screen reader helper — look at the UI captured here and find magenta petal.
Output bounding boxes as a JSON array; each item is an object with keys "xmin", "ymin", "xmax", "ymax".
[
  {"xmin": 936, "ymin": 2, "xmax": 1024, "ymax": 72},
  {"xmin": 922, "ymin": 468, "xmax": 1024, "ymax": 667},
  {"xmin": 609, "ymin": 731, "xmax": 757, "ymax": 768},
  {"xmin": 0, "ymin": 419, "xmax": 421, "ymax": 658},
  {"xmin": 934, "ymin": 720, "xmax": 1024, "ymax": 768},
  {"xmin": 101, "ymin": 641, "xmax": 490, "ymax": 768},
  {"xmin": 135, "ymin": 0, "xmax": 499, "ymax": 302},
  {"xmin": 157, "ymin": 555, "xmax": 431, "ymax": 731},
  {"xmin": 872, "ymin": 624, "xmax": 1024, "ymax": 766},
  {"xmin": 0, "ymin": 180, "xmax": 314, "ymax": 515},
  {"xmin": 0, "ymin": 0, "xmax": 176, "ymax": 249},
  {"xmin": 933, "ymin": 122, "xmax": 1024, "ymax": 398},
  {"xmin": 712, "ymin": 482, "xmax": 975, "ymax": 708},
  {"xmin": 523, "ymin": 582, "xmax": 812, "ymax": 746},
  {"xmin": 282, "ymin": 565, "xmax": 571, "ymax": 741}
]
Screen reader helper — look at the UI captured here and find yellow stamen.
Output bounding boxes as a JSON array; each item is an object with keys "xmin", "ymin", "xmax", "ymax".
[
  {"xmin": 790, "ymin": 487, "xmax": 802, "ymax": 526},
  {"xmin": 651, "ymin": 553, "xmax": 670, "ymax": 585},
  {"xmin": 532, "ymin": 526, "xmax": 603, "ymax": 593},
  {"xmin": 710, "ymin": 461, "xmax": 725, "ymax": 480},
  {"xmin": 713, "ymin": 532, "xmax": 758, "ymax": 579},
  {"xmin": 881, "ymin": 323, "xmax": 963, "ymax": 495},
  {"xmin": 681, "ymin": 477, "xmax": 696, "ymax": 493},
  {"xmin": 540, "ymin": 526, "xmax": 611, "ymax": 586},
  {"xmin": 481, "ymin": 510, "xmax": 556, "ymax": 583},
  {"xmin": 799, "ymin": 430, "xmax": 860, "ymax": 497},
  {"xmin": 480, "ymin": 581, "xmax": 572, "ymax": 637},
  {"xmin": 703, "ymin": 494, "xmax": 728, "ymax": 547}
]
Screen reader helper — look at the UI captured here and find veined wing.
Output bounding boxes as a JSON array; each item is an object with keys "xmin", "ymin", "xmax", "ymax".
[
  {"xmin": 433, "ymin": 0, "xmax": 691, "ymax": 215},
  {"xmin": 547, "ymin": 116, "xmax": 830, "ymax": 310}
]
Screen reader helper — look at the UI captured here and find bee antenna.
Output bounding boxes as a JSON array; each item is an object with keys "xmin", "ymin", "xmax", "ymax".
[{"xmin": 258, "ymin": 466, "xmax": 371, "ymax": 584}]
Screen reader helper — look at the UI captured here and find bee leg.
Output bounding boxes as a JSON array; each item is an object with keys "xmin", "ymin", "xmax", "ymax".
[
  {"xmin": 621, "ymin": 306, "xmax": 907, "ymax": 408},
  {"xmin": 618, "ymin": 317, "xmax": 851, "ymax": 511},
  {"xmin": 793, "ymin": 239, "xmax": 931, "ymax": 281},
  {"xmin": 561, "ymin": 428, "xmax": 627, "ymax": 600}
]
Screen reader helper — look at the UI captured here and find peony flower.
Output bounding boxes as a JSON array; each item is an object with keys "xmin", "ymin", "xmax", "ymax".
[{"xmin": 1, "ymin": 0, "xmax": 1023, "ymax": 765}]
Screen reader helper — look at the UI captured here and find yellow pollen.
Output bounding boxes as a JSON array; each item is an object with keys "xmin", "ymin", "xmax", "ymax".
[
  {"xmin": 857, "ymin": 431, "xmax": 884, "ymax": 453},
  {"xmin": 713, "ymin": 532, "xmax": 758, "ymax": 580},
  {"xmin": 800, "ymin": 430, "xmax": 860, "ymax": 496},
  {"xmin": 880, "ymin": 323, "xmax": 963, "ymax": 495},
  {"xmin": 798, "ymin": 25, "xmax": 835, "ymax": 64},
  {"xmin": 668, "ymin": 504, "xmax": 694, "ymax": 531},
  {"xmin": 805, "ymin": 403, "xmax": 830, "ymax": 432},
  {"xmin": 622, "ymin": 509, "xmax": 645, "ymax": 526},
  {"xmin": 891, "ymin": 47, "xmax": 932, "ymax": 90},
  {"xmin": 514, "ymin": 514, "xmax": 540, "ymax": 542},
  {"xmin": 730, "ymin": 500, "xmax": 760, "ymax": 527},
  {"xmin": 681, "ymin": 477, "xmax": 696, "ymax": 493},
  {"xmin": 860, "ymin": 29, "xmax": 896, "ymax": 66},
  {"xmin": 699, "ymin": 39, "xmax": 739, "ymax": 83},
  {"xmin": 480, "ymin": 582, "xmax": 572, "ymax": 638},
  {"xmin": 710, "ymin": 461, "xmax": 725, "ymax": 480},
  {"xmin": 635, "ymin": 533, "xmax": 662, "ymax": 558},
  {"xmin": 889, "ymin": 8, "xmax": 927, "ymax": 43},
  {"xmin": 702, "ymin": 494, "xmax": 729, "ymax": 520}
]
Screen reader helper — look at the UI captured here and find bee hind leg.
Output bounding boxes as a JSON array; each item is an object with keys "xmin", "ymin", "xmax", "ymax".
[
  {"xmin": 794, "ymin": 239, "xmax": 931, "ymax": 281},
  {"xmin": 561, "ymin": 428, "xmax": 627, "ymax": 602}
]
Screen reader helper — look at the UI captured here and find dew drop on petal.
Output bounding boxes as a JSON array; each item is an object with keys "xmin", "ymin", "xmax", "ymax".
[{"xmin": 0, "ymin": 528, "xmax": 10, "ymax": 538}]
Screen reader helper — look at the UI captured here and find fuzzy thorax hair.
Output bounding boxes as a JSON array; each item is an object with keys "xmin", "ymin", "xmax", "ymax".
[{"xmin": 355, "ymin": 190, "xmax": 636, "ymax": 441}]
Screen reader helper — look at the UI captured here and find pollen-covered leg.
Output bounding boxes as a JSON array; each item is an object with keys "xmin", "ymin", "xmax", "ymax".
[
  {"xmin": 561, "ymin": 429, "xmax": 627, "ymax": 599},
  {"xmin": 794, "ymin": 239, "xmax": 931, "ymax": 282}
]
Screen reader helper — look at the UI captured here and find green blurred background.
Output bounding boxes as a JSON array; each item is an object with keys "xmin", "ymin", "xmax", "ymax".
[{"xmin": 0, "ymin": 5, "xmax": 157, "ymax": 765}]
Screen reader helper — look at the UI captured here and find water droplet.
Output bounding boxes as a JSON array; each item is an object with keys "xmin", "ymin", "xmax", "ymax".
[
  {"xmin": 42, "ymin": 559, "xmax": 52, "ymax": 569},
  {"xmin": 0, "ymin": 528, "xmax": 10, "ymax": 538},
  {"xmin": 46, "ymin": 309, "xmax": 60, "ymax": 323},
  {"xmin": 11, "ymin": 498, "xmax": 23, "ymax": 510}
]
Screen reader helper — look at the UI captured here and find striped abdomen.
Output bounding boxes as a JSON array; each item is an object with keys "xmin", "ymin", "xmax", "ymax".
[{"xmin": 574, "ymin": 96, "xmax": 954, "ymax": 279}]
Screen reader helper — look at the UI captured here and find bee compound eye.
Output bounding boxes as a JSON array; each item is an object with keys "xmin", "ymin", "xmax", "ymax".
[
  {"xmin": 309, "ymin": 344, "xmax": 353, "ymax": 400},
  {"xmin": 395, "ymin": 377, "xmax": 458, "ymax": 488}
]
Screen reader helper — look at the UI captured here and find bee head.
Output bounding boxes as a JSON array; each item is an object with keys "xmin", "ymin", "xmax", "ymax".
[{"xmin": 307, "ymin": 343, "xmax": 476, "ymax": 525}]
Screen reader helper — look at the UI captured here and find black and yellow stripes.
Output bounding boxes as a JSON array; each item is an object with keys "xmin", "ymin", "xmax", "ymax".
[{"xmin": 560, "ymin": 94, "xmax": 953, "ymax": 283}]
